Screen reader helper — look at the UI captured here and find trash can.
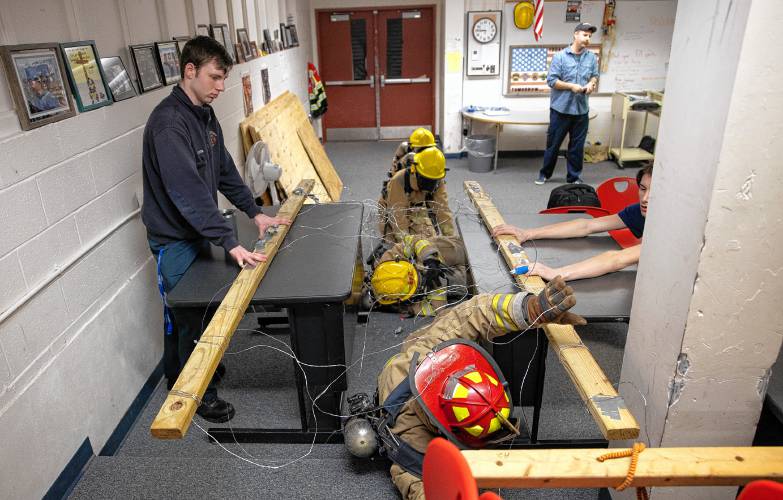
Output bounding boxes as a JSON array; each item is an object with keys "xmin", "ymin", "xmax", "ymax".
[{"xmin": 466, "ymin": 135, "xmax": 495, "ymax": 173}]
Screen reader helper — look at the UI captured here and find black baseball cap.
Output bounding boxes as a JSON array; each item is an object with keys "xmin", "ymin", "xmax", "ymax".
[{"xmin": 574, "ymin": 23, "xmax": 597, "ymax": 33}]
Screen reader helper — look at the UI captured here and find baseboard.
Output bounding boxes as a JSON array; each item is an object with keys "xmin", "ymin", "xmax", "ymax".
[
  {"xmin": 99, "ymin": 360, "xmax": 164, "ymax": 456},
  {"xmin": 446, "ymin": 150, "xmax": 550, "ymax": 159},
  {"xmin": 43, "ymin": 438, "xmax": 94, "ymax": 500}
]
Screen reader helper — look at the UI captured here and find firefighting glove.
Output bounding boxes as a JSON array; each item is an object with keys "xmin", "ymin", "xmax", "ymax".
[
  {"xmin": 520, "ymin": 276, "xmax": 586, "ymax": 327},
  {"xmin": 421, "ymin": 258, "xmax": 453, "ymax": 290}
]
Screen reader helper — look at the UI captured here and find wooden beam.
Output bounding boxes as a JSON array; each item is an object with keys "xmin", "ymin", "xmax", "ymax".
[
  {"xmin": 150, "ymin": 180, "xmax": 315, "ymax": 439},
  {"xmin": 463, "ymin": 181, "xmax": 639, "ymax": 441},
  {"xmin": 463, "ymin": 447, "xmax": 783, "ymax": 488}
]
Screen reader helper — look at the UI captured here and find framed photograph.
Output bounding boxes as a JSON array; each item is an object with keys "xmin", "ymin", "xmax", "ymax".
[
  {"xmin": 237, "ymin": 28, "xmax": 252, "ymax": 61},
  {"xmin": 233, "ymin": 43, "xmax": 245, "ymax": 64},
  {"xmin": 263, "ymin": 29, "xmax": 274, "ymax": 53},
  {"xmin": 0, "ymin": 43, "xmax": 76, "ymax": 130},
  {"xmin": 129, "ymin": 43, "xmax": 163, "ymax": 93},
  {"xmin": 155, "ymin": 41, "xmax": 181, "ymax": 85},
  {"xmin": 100, "ymin": 56, "xmax": 136, "ymax": 101},
  {"xmin": 173, "ymin": 35, "xmax": 190, "ymax": 56},
  {"xmin": 288, "ymin": 24, "xmax": 299, "ymax": 47},
  {"xmin": 250, "ymin": 41, "xmax": 259, "ymax": 59},
  {"xmin": 260, "ymin": 67, "xmax": 271, "ymax": 104},
  {"xmin": 241, "ymin": 72, "xmax": 253, "ymax": 117},
  {"xmin": 279, "ymin": 24, "xmax": 288, "ymax": 49},
  {"xmin": 210, "ymin": 23, "xmax": 234, "ymax": 62},
  {"xmin": 60, "ymin": 41, "xmax": 112, "ymax": 112},
  {"xmin": 196, "ymin": 24, "xmax": 210, "ymax": 37}
]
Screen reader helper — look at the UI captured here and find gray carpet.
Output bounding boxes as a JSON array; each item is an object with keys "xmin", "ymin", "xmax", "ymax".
[{"xmin": 69, "ymin": 142, "xmax": 631, "ymax": 499}]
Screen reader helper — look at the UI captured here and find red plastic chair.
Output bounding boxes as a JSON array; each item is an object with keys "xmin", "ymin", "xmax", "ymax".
[
  {"xmin": 737, "ymin": 480, "xmax": 783, "ymax": 499},
  {"xmin": 422, "ymin": 438, "xmax": 502, "ymax": 500},
  {"xmin": 596, "ymin": 177, "xmax": 639, "ymax": 214},
  {"xmin": 539, "ymin": 206, "xmax": 611, "ymax": 217}
]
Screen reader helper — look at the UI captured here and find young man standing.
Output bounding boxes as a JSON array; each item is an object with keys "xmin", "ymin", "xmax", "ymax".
[
  {"xmin": 142, "ymin": 36, "xmax": 289, "ymax": 422},
  {"xmin": 537, "ymin": 22, "xmax": 599, "ymax": 185},
  {"xmin": 495, "ymin": 164, "xmax": 652, "ymax": 281}
]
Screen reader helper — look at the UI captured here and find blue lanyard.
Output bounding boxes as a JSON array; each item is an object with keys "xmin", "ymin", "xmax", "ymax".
[{"xmin": 156, "ymin": 248, "xmax": 173, "ymax": 335}]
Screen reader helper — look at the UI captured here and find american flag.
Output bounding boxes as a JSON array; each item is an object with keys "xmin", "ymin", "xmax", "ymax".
[
  {"xmin": 533, "ymin": 0, "xmax": 544, "ymax": 41},
  {"xmin": 508, "ymin": 47, "xmax": 554, "ymax": 94}
]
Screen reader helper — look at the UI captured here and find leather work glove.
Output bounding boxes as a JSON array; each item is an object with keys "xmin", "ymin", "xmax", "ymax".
[
  {"xmin": 421, "ymin": 258, "xmax": 453, "ymax": 290},
  {"xmin": 524, "ymin": 275, "xmax": 586, "ymax": 327}
]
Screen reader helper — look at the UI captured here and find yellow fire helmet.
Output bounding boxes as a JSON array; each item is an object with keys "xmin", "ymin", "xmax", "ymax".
[
  {"xmin": 409, "ymin": 128, "xmax": 437, "ymax": 149},
  {"xmin": 514, "ymin": 2, "xmax": 535, "ymax": 30},
  {"xmin": 371, "ymin": 260, "xmax": 419, "ymax": 305},
  {"xmin": 412, "ymin": 146, "xmax": 446, "ymax": 180}
]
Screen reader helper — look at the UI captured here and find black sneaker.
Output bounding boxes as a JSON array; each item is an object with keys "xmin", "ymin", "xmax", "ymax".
[{"xmin": 196, "ymin": 397, "xmax": 236, "ymax": 423}]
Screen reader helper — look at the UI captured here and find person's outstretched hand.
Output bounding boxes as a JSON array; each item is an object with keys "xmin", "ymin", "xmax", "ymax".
[
  {"xmin": 229, "ymin": 245, "xmax": 267, "ymax": 268},
  {"xmin": 492, "ymin": 224, "xmax": 534, "ymax": 244},
  {"xmin": 525, "ymin": 275, "xmax": 586, "ymax": 326},
  {"xmin": 254, "ymin": 213, "xmax": 291, "ymax": 237}
]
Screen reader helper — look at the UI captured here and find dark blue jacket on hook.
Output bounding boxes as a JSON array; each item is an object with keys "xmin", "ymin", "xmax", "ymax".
[{"xmin": 142, "ymin": 85, "xmax": 260, "ymax": 251}]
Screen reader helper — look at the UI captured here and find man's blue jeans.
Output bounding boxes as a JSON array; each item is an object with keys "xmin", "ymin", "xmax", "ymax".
[
  {"xmin": 149, "ymin": 238, "xmax": 218, "ymax": 401},
  {"xmin": 539, "ymin": 108, "xmax": 590, "ymax": 183}
]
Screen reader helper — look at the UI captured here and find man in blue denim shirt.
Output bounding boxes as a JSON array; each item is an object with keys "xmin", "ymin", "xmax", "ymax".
[{"xmin": 536, "ymin": 23, "xmax": 599, "ymax": 185}]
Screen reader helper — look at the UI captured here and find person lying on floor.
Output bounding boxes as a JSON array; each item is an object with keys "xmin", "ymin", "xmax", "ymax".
[{"xmin": 492, "ymin": 164, "xmax": 652, "ymax": 281}]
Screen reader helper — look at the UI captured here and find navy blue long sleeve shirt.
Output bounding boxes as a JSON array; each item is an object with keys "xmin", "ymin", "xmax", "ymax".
[{"xmin": 142, "ymin": 85, "xmax": 260, "ymax": 251}]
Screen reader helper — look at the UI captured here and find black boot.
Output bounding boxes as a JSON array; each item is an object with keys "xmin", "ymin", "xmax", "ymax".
[{"xmin": 196, "ymin": 397, "xmax": 236, "ymax": 423}]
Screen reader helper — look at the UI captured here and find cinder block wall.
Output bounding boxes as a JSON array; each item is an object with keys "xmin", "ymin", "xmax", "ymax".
[{"xmin": 0, "ymin": 1, "xmax": 312, "ymax": 498}]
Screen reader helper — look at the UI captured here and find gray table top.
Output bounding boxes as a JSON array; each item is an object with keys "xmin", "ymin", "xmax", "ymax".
[
  {"xmin": 457, "ymin": 213, "xmax": 636, "ymax": 320},
  {"xmin": 167, "ymin": 202, "xmax": 364, "ymax": 308}
]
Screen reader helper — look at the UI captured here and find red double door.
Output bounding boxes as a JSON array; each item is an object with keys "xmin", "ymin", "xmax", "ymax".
[{"xmin": 316, "ymin": 7, "xmax": 435, "ymax": 141}]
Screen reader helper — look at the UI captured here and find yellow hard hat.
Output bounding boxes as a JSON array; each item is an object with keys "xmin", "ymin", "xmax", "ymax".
[
  {"xmin": 409, "ymin": 128, "xmax": 436, "ymax": 149},
  {"xmin": 412, "ymin": 147, "xmax": 446, "ymax": 180},
  {"xmin": 514, "ymin": 2, "xmax": 535, "ymax": 30},
  {"xmin": 371, "ymin": 260, "xmax": 419, "ymax": 305}
]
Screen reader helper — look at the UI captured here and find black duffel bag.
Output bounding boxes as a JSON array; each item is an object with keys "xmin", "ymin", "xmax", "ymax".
[{"xmin": 547, "ymin": 183, "xmax": 601, "ymax": 209}]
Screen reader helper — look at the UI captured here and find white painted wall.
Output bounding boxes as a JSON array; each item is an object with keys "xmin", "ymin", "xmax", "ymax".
[
  {"xmin": 0, "ymin": 1, "xmax": 312, "ymax": 497},
  {"xmin": 617, "ymin": 1, "xmax": 782, "ymax": 498}
]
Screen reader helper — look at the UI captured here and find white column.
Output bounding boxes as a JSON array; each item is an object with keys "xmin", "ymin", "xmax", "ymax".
[{"xmin": 440, "ymin": 0, "xmax": 465, "ymax": 153}]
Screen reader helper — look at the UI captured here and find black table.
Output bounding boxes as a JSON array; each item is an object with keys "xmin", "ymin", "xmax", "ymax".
[
  {"xmin": 457, "ymin": 213, "xmax": 636, "ymax": 445},
  {"xmin": 167, "ymin": 202, "xmax": 363, "ymax": 443}
]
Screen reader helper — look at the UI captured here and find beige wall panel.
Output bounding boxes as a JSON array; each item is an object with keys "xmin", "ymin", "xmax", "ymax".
[
  {"xmin": 214, "ymin": 0, "xmax": 230, "ymax": 24},
  {"xmin": 192, "ymin": 0, "xmax": 210, "ymax": 25},
  {"xmin": 124, "ymin": 0, "xmax": 162, "ymax": 44},
  {"xmin": 244, "ymin": 0, "xmax": 257, "ymax": 40},
  {"xmin": 164, "ymin": 0, "xmax": 190, "ymax": 38},
  {"xmin": 7, "ymin": 0, "xmax": 71, "ymax": 43}
]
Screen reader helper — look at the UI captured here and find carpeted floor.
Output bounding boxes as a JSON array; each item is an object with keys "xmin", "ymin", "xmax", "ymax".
[{"xmin": 69, "ymin": 142, "xmax": 631, "ymax": 499}]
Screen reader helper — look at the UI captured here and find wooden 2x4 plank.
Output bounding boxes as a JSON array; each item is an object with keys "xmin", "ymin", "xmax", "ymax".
[
  {"xmin": 463, "ymin": 447, "xmax": 783, "ymax": 488},
  {"xmin": 463, "ymin": 181, "xmax": 640, "ymax": 441},
  {"xmin": 150, "ymin": 180, "xmax": 314, "ymax": 439}
]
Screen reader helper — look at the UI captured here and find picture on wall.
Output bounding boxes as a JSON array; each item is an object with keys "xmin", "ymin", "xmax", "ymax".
[
  {"xmin": 196, "ymin": 24, "xmax": 210, "ymax": 37},
  {"xmin": 280, "ymin": 23, "xmax": 289, "ymax": 49},
  {"xmin": 506, "ymin": 44, "xmax": 601, "ymax": 95},
  {"xmin": 129, "ymin": 43, "xmax": 163, "ymax": 93},
  {"xmin": 210, "ymin": 24, "xmax": 234, "ymax": 62},
  {"xmin": 250, "ymin": 41, "xmax": 259, "ymax": 58},
  {"xmin": 60, "ymin": 40, "xmax": 112, "ymax": 112},
  {"xmin": 155, "ymin": 41, "xmax": 181, "ymax": 85},
  {"xmin": 237, "ymin": 28, "xmax": 252, "ymax": 61},
  {"xmin": 566, "ymin": 0, "xmax": 582, "ymax": 22},
  {"xmin": 100, "ymin": 56, "xmax": 136, "ymax": 101},
  {"xmin": 288, "ymin": 24, "xmax": 299, "ymax": 47},
  {"xmin": 173, "ymin": 36, "xmax": 190, "ymax": 57},
  {"xmin": 241, "ymin": 72, "xmax": 253, "ymax": 117},
  {"xmin": 260, "ymin": 67, "xmax": 271, "ymax": 104},
  {"xmin": 234, "ymin": 43, "xmax": 245, "ymax": 64},
  {"xmin": 0, "ymin": 43, "xmax": 76, "ymax": 130}
]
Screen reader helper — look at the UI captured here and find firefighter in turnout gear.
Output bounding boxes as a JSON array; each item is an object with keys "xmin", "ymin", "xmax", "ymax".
[
  {"xmin": 368, "ymin": 235, "xmax": 467, "ymax": 317},
  {"xmin": 390, "ymin": 128, "xmax": 437, "ymax": 176},
  {"xmin": 378, "ymin": 146, "xmax": 456, "ymax": 244},
  {"xmin": 373, "ymin": 276, "xmax": 585, "ymax": 499}
]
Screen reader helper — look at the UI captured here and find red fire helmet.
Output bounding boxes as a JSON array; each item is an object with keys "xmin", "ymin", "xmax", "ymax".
[{"xmin": 409, "ymin": 339, "xmax": 514, "ymax": 448}]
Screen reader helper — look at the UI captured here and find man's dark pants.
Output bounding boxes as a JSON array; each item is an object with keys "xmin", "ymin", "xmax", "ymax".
[
  {"xmin": 539, "ymin": 108, "xmax": 590, "ymax": 183},
  {"xmin": 149, "ymin": 238, "xmax": 218, "ymax": 402}
]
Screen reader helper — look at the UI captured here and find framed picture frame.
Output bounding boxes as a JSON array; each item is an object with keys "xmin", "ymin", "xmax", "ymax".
[
  {"xmin": 129, "ymin": 43, "xmax": 163, "ymax": 93},
  {"xmin": 237, "ymin": 28, "xmax": 252, "ymax": 61},
  {"xmin": 155, "ymin": 41, "xmax": 181, "ymax": 85},
  {"xmin": 233, "ymin": 43, "xmax": 245, "ymax": 64},
  {"xmin": 196, "ymin": 24, "xmax": 210, "ymax": 37},
  {"xmin": 279, "ymin": 24, "xmax": 288, "ymax": 49},
  {"xmin": 100, "ymin": 56, "xmax": 136, "ymax": 102},
  {"xmin": 288, "ymin": 24, "xmax": 299, "ymax": 47},
  {"xmin": 250, "ymin": 41, "xmax": 259, "ymax": 59},
  {"xmin": 241, "ymin": 72, "xmax": 253, "ymax": 117},
  {"xmin": 59, "ymin": 40, "xmax": 112, "ymax": 112},
  {"xmin": 0, "ymin": 43, "xmax": 76, "ymax": 130},
  {"xmin": 210, "ymin": 23, "xmax": 234, "ymax": 62}
]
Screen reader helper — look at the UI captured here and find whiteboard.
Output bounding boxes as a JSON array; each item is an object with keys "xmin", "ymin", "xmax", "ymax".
[{"xmin": 501, "ymin": 0, "xmax": 675, "ymax": 94}]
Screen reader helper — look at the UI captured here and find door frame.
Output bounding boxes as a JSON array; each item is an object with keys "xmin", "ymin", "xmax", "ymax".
[{"xmin": 314, "ymin": 4, "xmax": 438, "ymax": 141}]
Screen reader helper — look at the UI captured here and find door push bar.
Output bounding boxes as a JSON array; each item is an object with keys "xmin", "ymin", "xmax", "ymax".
[
  {"xmin": 379, "ymin": 75, "xmax": 431, "ymax": 87},
  {"xmin": 325, "ymin": 75, "xmax": 375, "ymax": 88}
]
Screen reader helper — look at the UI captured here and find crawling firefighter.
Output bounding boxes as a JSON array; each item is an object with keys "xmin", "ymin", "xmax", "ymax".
[
  {"xmin": 390, "ymin": 128, "xmax": 438, "ymax": 176},
  {"xmin": 343, "ymin": 277, "xmax": 586, "ymax": 499},
  {"xmin": 378, "ymin": 146, "xmax": 456, "ymax": 244},
  {"xmin": 368, "ymin": 234, "xmax": 467, "ymax": 317}
]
